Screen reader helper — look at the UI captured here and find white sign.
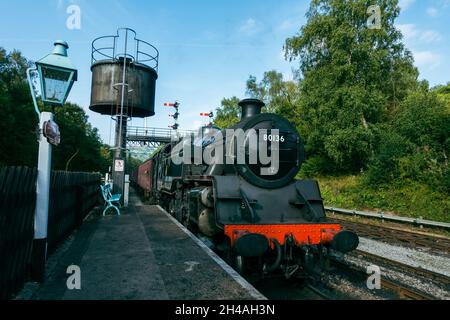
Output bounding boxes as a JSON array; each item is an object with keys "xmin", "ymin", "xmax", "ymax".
[{"xmin": 115, "ymin": 159, "xmax": 124, "ymax": 172}]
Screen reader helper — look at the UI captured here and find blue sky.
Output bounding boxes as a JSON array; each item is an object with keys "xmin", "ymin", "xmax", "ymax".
[{"xmin": 1, "ymin": 0, "xmax": 449, "ymax": 145}]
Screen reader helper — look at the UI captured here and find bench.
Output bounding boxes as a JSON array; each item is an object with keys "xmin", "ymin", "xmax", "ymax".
[{"xmin": 100, "ymin": 184, "xmax": 122, "ymax": 216}]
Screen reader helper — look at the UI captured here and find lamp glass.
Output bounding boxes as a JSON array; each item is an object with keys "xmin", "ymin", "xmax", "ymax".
[{"xmin": 37, "ymin": 64, "xmax": 74, "ymax": 105}]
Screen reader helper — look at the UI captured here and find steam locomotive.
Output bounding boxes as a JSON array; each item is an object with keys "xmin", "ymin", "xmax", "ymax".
[{"xmin": 132, "ymin": 99, "xmax": 359, "ymax": 278}]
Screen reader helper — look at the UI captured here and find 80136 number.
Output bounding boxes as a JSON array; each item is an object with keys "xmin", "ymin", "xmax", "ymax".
[{"xmin": 263, "ymin": 134, "xmax": 285, "ymax": 143}]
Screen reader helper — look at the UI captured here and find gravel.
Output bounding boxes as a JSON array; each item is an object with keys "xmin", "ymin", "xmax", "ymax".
[
  {"xmin": 342, "ymin": 254, "xmax": 450, "ymax": 299},
  {"xmin": 357, "ymin": 237, "xmax": 450, "ymax": 278},
  {"xmin": 321, "ymin": 273, "xmax": 383, "ymax": 300}
]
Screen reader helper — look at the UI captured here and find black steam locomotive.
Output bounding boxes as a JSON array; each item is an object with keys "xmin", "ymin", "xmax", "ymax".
[{"xmin": 132, "ymin": 98, "xmax": 358, "ymax": 278}]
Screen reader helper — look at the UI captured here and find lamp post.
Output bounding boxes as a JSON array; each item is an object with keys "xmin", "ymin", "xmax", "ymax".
[{"xmin": 27, "ymin": 40, "xmax": 77, "ymax": 282}]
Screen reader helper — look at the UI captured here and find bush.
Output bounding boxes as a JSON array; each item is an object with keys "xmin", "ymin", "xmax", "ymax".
[
  {"xmin": 318, "ymin": 175, "xmax": 450, "ymax": 223},
  {"xmin": 365, "ymin": 128, "xmax": 412, "ymax": 185},
  {"xmin": 394, "ymin": 89, "xmax": 449, "ymax": 152},
  {"xmin": 299, "ymin": 155, "xmax": 336, "ymax": 178}
]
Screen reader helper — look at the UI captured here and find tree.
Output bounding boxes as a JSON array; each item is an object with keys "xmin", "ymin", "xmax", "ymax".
[
  {"xmin": 367, "ymin": 84, "xmax": 450, "ymax": 191},
  {"xmin": 51, "ymin": 103, "xmax": 110, "ymax": 172},
  {"xmin": 0, "ymin": 48, "xmax": 38, "ymax": 167},
  {"xmin": 0, "ymin": 47, "xmax": 110, "ymax": 173},
  {"xmin": 214, "ymin": 96, "xmax": 241, "ymax": 128},
  {"xmin": 126, "ymin": 156, "xmax": 142, "ymax": 175},
  {"xmin": 284, "ymin": 0, "xmax": 418, "ymax": 171},
  {"xmin": 433, "ymin": 82, "xmax": 450, "ymax": 111},
  {"xmin": 246, "ymin": 71, "xmax": 301, "ymax": 126},
  {"xmin": 215, "ymin": 72, "xmax": 302, "ymax": 129}
]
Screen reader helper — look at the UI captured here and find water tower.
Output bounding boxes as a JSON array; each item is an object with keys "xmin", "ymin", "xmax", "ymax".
[{"xmin": 90, "ymin": 28, "xmax": 159, "ymax": 197}]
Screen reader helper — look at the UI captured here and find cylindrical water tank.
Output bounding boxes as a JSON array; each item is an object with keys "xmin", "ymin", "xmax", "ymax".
[{"xmin": 89, "ymin": 58, "xmax": 158, "ymax": 118}]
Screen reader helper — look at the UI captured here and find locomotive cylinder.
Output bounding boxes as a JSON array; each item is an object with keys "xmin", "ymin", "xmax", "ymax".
[
  {"xmin": 198, "ymin": 208, "xmax": 221, "ymax": 237},
  {"xmin": 200, "ymin": 187, "xmax": 214, "ymax": 208}
]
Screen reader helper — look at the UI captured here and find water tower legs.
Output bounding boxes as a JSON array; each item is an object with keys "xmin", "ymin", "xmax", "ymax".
[{"xmin": 112, "ymin": 116, "xmax": 127, "ymax": 200}]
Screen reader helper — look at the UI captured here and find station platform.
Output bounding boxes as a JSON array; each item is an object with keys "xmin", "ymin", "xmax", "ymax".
[{"xmin": 23, "ymin": 192, "xmax": 265, "ymax": 300}]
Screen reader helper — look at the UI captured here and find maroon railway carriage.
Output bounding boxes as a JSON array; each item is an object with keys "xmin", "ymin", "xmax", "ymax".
[{"xmin": 132, "ymin": 158, "xmax": 153, "ymax": 197}]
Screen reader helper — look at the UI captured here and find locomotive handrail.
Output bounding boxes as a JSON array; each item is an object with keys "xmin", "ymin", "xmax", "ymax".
[{"xmin": 325, "ymin": 207, "xmax": 450, "ymax": 230}]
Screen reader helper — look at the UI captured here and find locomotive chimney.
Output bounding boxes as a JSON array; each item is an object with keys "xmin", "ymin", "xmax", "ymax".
[{"xmin": 239, "ymin": 99, "xmax": 265, "ymax": 120}]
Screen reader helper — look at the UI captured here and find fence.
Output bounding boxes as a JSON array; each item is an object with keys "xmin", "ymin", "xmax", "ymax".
[
  {"xmin": 47, "ymin": 171, "xmax": 101, "ymax": 252},
  {"xmin": 325, "ymin": 207, "xmax": 450, "ymax": 230},
  {"xmin": 0, "ymin": 167, "xmax": 101, "ymax": 300}
]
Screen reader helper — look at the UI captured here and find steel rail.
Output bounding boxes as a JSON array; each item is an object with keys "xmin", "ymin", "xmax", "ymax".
[
  {"xmin": 325, "ymin": 207, "xmax": 450, "ymax": 230},
  {"xmin": 353, "ymin": 249, "xmax": 450, "ymax": 287},
  {"xmin": 329, "ymin": 216, "xmax": 450, "ymax": 256},
  {"xmin": 329, "ymin": 257, "xmax": 437, "ymax": 300}
]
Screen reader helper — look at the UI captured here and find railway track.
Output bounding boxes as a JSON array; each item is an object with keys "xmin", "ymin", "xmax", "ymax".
[
  {"xmin": 251, "ymin": 276, "xmax": 333, "ymax": 300},
  {"xmin": 304, "ymin": 284, "xmax": 332, "ymax": 300},
  {"xmin": 329, "ymin": 255, "xmax": 438, "ymax": 300},
  {"xmin": 253, "ymin": 249, "xmax": 447, "ymax": 301},
  {"xmin": 353, "ymin": 249, "xmax": 450, "ymax": 288},
  {"xmin": 329, "ymin": 216, "xmax": 450, "ymax": 257}
]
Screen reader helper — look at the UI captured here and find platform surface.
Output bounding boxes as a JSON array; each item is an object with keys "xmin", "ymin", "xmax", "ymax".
[{"xmin": 27, "ymin": 194, "xmax": 264, "ymax": 300}]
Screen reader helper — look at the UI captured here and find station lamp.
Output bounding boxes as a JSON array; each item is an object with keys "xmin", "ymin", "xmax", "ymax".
[
  {"xmin": 26, "ymin": 40, "xmax": 77, "ymax": 282},
  {"xmin": 35, "ymin": 40, "xmax": 78, "ymax": 106}
]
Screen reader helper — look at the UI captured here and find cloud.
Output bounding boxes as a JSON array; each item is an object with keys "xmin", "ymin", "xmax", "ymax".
[
  {"xmin": 420, "ymin": 30, "xmax": 442, "ymax": 43},
  {"xmin": 203, "ymin": 31, "xmax": 217, "ymax": 41},
  {"xmin": 398, "ymin": 0, "xmax": 416, "ymax": 10},
  {"xmin": 413, "ymin": 51, "xmax": 442, "ymax": 69},
  {"xmin": 191, "ymin": 120, "xmax": 203, "ymax": 130},
  {"xmin": 397, "ymin": 24, "xmax": 442, "ymax": 43},
  {"xmin": 426, "ymin": 7, "xmax": 439, "ymax": 17},
  {"xmin": 238, "ymin": 18, "xmax": 259, "ymax": 36},
  {"xmin": 278, "ymin": 18, "xmax": 298, "ymax": 31},
  {"xmin": 397, "ymin": 24, "xmax": 418, "ymax": 40}
]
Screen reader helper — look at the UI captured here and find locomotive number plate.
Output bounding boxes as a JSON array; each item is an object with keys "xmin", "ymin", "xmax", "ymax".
[{"xmin": 263, "ymin": 134, "xmax": 285, "ymax": 143}]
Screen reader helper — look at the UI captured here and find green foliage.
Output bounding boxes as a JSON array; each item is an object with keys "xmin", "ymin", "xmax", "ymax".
[
  {"xmin": 214, "ymin": 96, "xmax": 240, "ymax": 128},
  {"xmin": 0, "ymin": 47, "xmax": 110, "ymax": 173},
  {"xmin": 298, "ymin": 155, "xmax": 337, "ymax": 177},
  {"xmin": 246, "ymin": 71, "xmax": 301, "ymax": 118},
  {"xmin": 318, "ymin": 175, "xmax": 450, "ymax": 223},
  {"xmin": 433, "ymin": 82, "xmax": 450, "ymax": 111},
  {"xmin": 395, "ymin": 85, "xmax": 449, "ymax": 150},
  {"xmin": 365, "ymin": 87, "xmax": 449, "ymax": 192},
  {"xmin": 284, "ymin": 0, "xmax": 418, "ymax": 171},
  {"xmin": 127, "ymin": 156, "xmax": 142, "ymax": 174},
  {"xmin": 214, "ymin": 0, "xmax": 449, "ymax": 218},
  {"xmin": 0, "ymin": 48, "xmax": 38, "ymax": 167},
  {"xmin": 51, "ymin": 103, "xmax": 111, "ymax": 172},
  {"xmin": 365, "ymin": 126, "xmax": 412, "ymax": 184}
]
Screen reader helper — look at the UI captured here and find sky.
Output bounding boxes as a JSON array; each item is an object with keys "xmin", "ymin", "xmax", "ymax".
[{"xmin": 0, "ymin": 0, "xmax": 449, "ymax": 146}]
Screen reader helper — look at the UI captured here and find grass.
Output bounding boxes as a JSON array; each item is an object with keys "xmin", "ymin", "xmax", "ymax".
[{"xmin": 314, "ymin": 175, "xmax": 450, "ymax": 223}]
